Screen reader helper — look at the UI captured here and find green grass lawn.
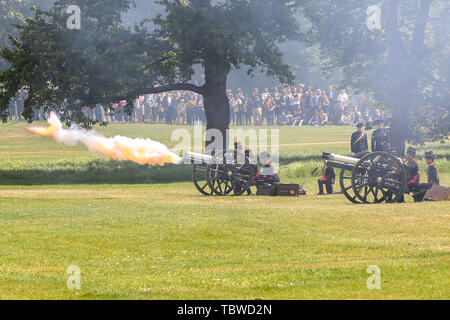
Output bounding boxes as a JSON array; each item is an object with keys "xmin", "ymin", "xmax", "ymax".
[{"xmin": 0, "ymin": 122, "xmax": 449, "ymax": 299}]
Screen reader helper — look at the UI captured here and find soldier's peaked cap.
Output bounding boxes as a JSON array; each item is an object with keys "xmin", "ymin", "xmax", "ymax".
[
  {"xmin": 407, "ymin": 147, "xmax": 417, "ymax": 156},
  {"xmin": 425, "ymin": 150, "xmax": 435, "ymax": 160}
]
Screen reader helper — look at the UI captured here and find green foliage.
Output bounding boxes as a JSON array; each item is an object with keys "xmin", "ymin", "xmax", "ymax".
[
  {"xmin": 302, "ymin": 0, "xmax": 387, "ymax": 96},
  {"xmin": 301, "ymin": 0, "xmax": 450, "ymax": 144},
  {"xmin": 0, "ymin": 0, "xmax": 178, "ymax": 125},
  {"xmin": 0, "ymin": 1, "xmax": 54, "ymax": 69},
  {"xmin": 0, "ymin": 0, "xmax": 303, "ymax": 127},
  {"xmin": 409, "ymin": 105, "xmax": 450, "ymax": 145},
  {"xmin": 154, "ymin": 0, "xmax": 299, "ymax": 82},
  {"xmin": 0, "ymin": 0, "xmax": 33, "ymax": 69}
]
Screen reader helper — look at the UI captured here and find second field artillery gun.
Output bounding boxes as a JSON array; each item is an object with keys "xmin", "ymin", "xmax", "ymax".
[{"xmin": 323, "ymin": 151, "xmax": 408, "ymax": 204}]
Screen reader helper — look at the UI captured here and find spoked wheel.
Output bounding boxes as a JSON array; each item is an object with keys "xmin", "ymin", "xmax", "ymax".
[
  {"xmin": 192, "ymin": 164, "xmax": 214, "ymax": 196},
  {"xmin": 206, "ymin": 150, "xmax": 254, "ymax": 196},
  {"xmin": 351, "ymin": 152, "xmax": 407, "ymax": 204},
  {"xmin": 339, "ymin": 152, "xmax": 369, "ymax": 204}
]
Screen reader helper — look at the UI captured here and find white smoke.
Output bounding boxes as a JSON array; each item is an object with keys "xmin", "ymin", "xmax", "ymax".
[{"xmin": 28, "ymin": 112, "xmax": 182, "ymax": 166}]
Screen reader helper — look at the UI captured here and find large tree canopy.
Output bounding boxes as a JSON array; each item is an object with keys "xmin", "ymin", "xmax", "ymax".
[
  {"xmin": 0, "ymin": 0, "xmax": 302, "ymax": 144},
  {"xmin": 0, "ymin": 0, "xmax": 54, "ymax": 69},
  {"xmin": 0, "ymin": 0, "xmax": 33, "ymax": 69},
  {"xmin": 300, "ymin": 0, "xmax": 449, "ymax": 153},
  {"xmin": 2, "ymin": 0, "xmax": 448, "ymax": 150}
]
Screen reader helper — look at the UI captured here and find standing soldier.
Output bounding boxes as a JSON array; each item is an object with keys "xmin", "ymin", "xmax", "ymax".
[
  {"xmin": 424, "ymin": 150, "xmax": 439, "ymax": 186},
  {"xmin": 318, "ymin": 154, "xmax": 335, "ymax": 195},
  {"xmin": 371, "ymin": 119, "xmax": 390, "ymax": 152},
  {"xmin": 351, "ymin": 123, "xmax": 368, "ymax": 154}
]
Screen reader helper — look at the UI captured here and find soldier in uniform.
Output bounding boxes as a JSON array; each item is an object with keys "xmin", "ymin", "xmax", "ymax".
[
  {"xmin": 351, "ymin": 123, "xmax": 368, "ymax": 154},
  {"xmin": 318, "ymin": 154, "xmax": 335, "ymax": 195},
  {"xmin": 399, "ymin": 147, "xmax": 420, "ymax": 202},
  {"xmin": 405, "ymin": 147, "xmax": 420, "ymax": 192},
  {"xmin": 234, "ymin": 142, "xmax": 258, "ymax": 195},
  {"xmin": 258, "ymin": 151, "xmax": 280, "ymax": 186},
  {"xmin": 371, "ymin": 120, "xmax": 390, "ymax": 152},
  {"xmin": 414, "ymin": 150, "xmax": 440, "ymax": 202},
  {"xmin": 424, "ymin": 150, "xmax": 439, "ymax": 186}
]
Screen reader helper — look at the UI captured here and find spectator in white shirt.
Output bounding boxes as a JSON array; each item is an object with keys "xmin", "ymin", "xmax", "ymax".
[{"xmin": 337, "ymin": 89, "xmax": 349, "ymax": 108}]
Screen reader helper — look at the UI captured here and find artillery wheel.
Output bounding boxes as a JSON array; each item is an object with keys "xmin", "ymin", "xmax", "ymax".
[
  {"xmin": 339, "ymin": 152, "xmax": 369, "ymax": 204},
  {"xmin": 351, "ymin": 152, "xmax": 407, "ymax": 204},
  {"xmin": 192, "ymin": 164, "xmax": 214, "ymax": 196},
  {"xmin": 206, "ymin": 150, "xmax": 254, "ymax": 196}
]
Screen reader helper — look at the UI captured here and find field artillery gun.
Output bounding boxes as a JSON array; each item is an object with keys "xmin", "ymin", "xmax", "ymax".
[
  {"xmin": 183, "ymin": 151, "xmax": 316, "ymax": 197},
  {"xmin": 183, "ymin": 151, "xmax": 255, "ymax": 196},
  {"xmin": 323, "ymin": 152, "xmax": 407, "ymax": 204}
]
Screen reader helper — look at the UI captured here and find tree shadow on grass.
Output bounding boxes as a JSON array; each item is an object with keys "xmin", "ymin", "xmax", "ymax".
[
  {"xmin": 0, "ymin": 160, "xmax": 193, "ymax": 185},
  {"xmin": 0, "ymin": 154, "xmax": 320, "ymax": 186}
]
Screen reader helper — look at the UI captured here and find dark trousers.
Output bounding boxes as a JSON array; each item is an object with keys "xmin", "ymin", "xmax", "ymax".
[
  {"xmin": 264, "ymin": 112, "xmax": 275, "ymax": 126},
  {"xmin": 245, "ymin": 112, "xmax": 252, "ymax": 125},
  {"xmin": 398, "ymin": 181, "xmax": 423, "ymax": 203},
  {"xmin": 318, "ymin": 178, "xmax": 333, "ymax": 194},
  {"xmin": 165, "ymin": 107, "xmax": 175, "ymax": 124},
  {"xmin": 187, "ymin": 108, "xmax": 195, "ymax": 125}
]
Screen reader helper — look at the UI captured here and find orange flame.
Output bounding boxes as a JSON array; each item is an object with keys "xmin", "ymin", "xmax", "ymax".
[
  {"xmin": 27, "ymin": 124, "xmax": 58, "ymax": 137},
  {"xmin": 27, "ymin": 113, "xmax": 181, "ymax": 166}
]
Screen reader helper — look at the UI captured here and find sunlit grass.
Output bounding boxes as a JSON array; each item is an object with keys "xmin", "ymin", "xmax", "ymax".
[{"xmin": 0, "ymin": 122, "xmax": 449, "ymax": 299}]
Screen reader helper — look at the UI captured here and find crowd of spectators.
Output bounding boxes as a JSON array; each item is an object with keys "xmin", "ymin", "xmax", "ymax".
[
  {"xmin": 7, "ymin": 84, "xmax": 386, "ymax": 126},
  {"xmin": 226, "ymin": 85, "xmax": 386, "ymax": 127}
]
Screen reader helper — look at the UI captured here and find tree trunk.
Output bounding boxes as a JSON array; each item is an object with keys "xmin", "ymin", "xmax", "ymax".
[
  {"xmin": 385, "ymin": 0, "xmax": 407, "ymax": 156},
  {"xmin": 203, "ymin": 57, "xmax": 230, "ymax": 153},
  {"xmin": 385, "ymin": 0, "xmax": 432, "ymax": 156},
  {"xmin": 389, "ymin": 97, "xmax": 409, "ymax": 156}
]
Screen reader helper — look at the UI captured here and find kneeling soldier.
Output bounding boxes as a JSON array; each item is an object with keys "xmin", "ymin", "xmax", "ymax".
[
  {"xmin": 258, "ymin": 152, "xmax": 280, "ymax": 185},
  {"xmin": 399, "ymin": 147, "xmax": 420, "ymax": 202},
  {"xmin": 405, "ymin": 147, "xmax": 420, "ymax": 192},
  {"xmin": 415, "ymin": 150, "xmax": 440, "ymax": 202},
  {"xmin": 318, "ymin": 154, "xmax": 335, "ymax": 195}
]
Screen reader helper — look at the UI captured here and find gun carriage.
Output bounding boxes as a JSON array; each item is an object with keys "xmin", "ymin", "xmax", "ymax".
[
  {"xmin": 323, "ymin": 151, "xmax": 407, "ymax": 204},
  {"xmin": 183, "ymin": 151, "xmax": 314, "ymax": 197},
  {"xmin": 183, "ymin": 151, "xmax": 255, "ymax": 196}
]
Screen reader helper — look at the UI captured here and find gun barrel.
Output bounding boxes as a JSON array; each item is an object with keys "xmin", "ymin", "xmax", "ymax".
[
  {"xmin": 182, "ymin": 152, "xmax": 213, "ymax": 165},
  {"xmin": 323, "ymin": 153, "xmax": 359, "ymax": 166}
]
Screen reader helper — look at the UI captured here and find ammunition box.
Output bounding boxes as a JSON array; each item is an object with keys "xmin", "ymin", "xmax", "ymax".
[
  {"xmin": 275, "ymin": 183, "xmax": 300, "ymax": 196},
  {"xmin": 256, "ymin": 183, "xmax": 277, "ymax": 196}
]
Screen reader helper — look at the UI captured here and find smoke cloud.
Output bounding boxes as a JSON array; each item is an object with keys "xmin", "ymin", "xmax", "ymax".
[{"xmin": 27, "ymin": 112, "xmax": 182, "ymax": 166}]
